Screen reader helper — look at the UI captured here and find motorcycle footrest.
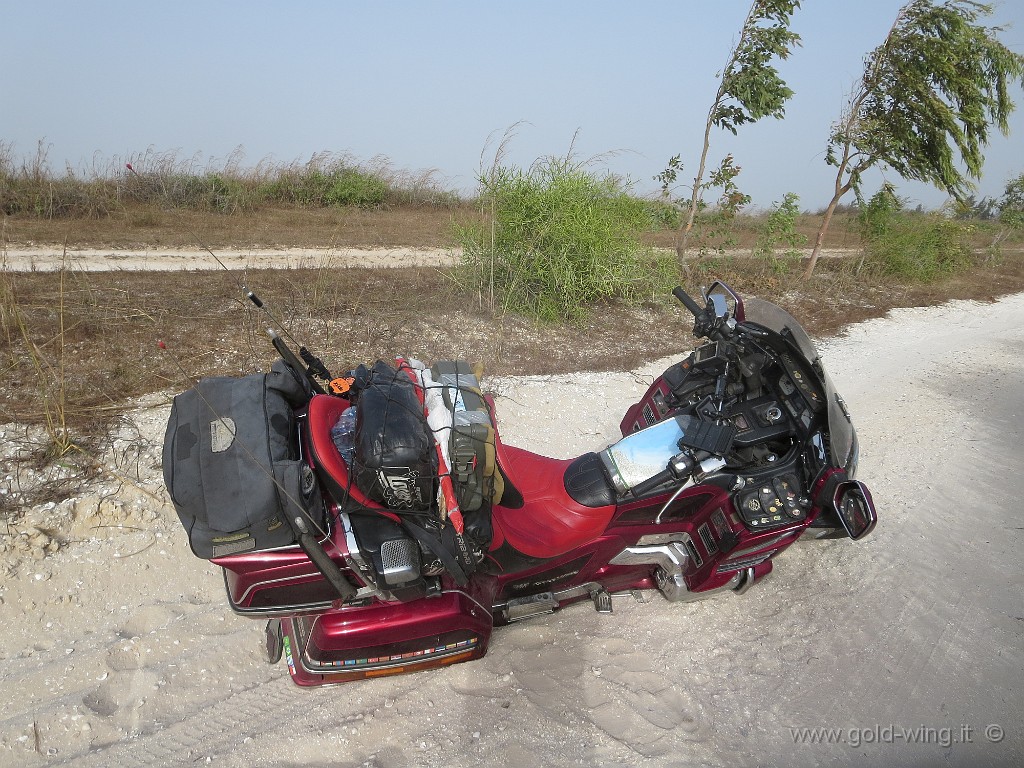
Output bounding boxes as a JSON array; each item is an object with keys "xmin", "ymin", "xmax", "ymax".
[
  {"xmin": 263, "ymin": 619, "xmax": 284, "ymax": 664},
  {"xmin": 504, "ymin": 592, "xmax": 558, "ymax": 622},
  {"xmin": 592, "ymin": 589, "xmax": 613, "ymax": 614}
]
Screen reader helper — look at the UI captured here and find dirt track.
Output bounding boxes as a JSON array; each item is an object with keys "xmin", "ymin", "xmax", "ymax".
[
  {"xmin": 2, "ymin": 246, "xmax": 869, "ymax": 272},
  {"xmin": 2, "ymin": 246, "xmax": 460, "ymax": 271}
]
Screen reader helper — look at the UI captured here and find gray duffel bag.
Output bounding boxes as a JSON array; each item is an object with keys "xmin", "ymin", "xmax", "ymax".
[{"xmin": 163, "ymin": 360, "xmax": 321, "ymax": 559}]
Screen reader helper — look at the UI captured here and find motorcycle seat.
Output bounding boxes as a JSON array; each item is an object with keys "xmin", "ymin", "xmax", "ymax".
[{"xmin": 489, "ymin": 435, "xmax": 616, "ymax": 560}]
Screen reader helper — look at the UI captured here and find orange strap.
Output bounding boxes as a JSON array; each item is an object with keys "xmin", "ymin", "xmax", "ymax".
[{"xmin": 329, "ymin": 376, "xmax": 355, "ymax": 395}]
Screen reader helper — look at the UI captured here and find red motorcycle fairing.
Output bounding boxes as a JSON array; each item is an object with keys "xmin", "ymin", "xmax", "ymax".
[{"xmin": 214, "ymin": 543, "xmax": 341, "ymax": 615}]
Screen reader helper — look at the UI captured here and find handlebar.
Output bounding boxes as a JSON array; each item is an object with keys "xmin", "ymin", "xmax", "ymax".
[
  {"xmin": 673, "ymin": 286, "xmax": 704, "ymax": 318},
  {"xmin": 630, "ymin": 468, "xmax": 676, "ymax": 498},
  {"xmin": 629, "ymin": 452, "xmax": 728, "ymax": 499},
  {"xmin": 629, "ymin": 450, "xmax": 697, "ymax": 498}
]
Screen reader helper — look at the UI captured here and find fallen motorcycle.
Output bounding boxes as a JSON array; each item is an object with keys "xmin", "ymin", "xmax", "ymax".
[{"xmin": 163, "ymin": 281, "xmax": 876, "ymax": 687}]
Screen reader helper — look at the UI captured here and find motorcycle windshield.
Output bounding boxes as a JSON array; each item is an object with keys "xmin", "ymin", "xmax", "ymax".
[{"xmin": 741, "ymin": 299, "xmax": 858, "ymax": 474}]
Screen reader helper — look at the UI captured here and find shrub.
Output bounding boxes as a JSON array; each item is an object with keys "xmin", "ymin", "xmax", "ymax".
[
  {"xmin": 858, "ymin": 185, "xmax": 972, "ymax": 280},
  {"xmin": 754, "ymin": 192, "xmax": 805, "ymax": 274},
  {"xmin": 324, "ymin": 169, "xmax": 388, "ymax": 208},
  {"xmin": 455, "ymin": 157, "xmax": 671, "ymax": 322}
]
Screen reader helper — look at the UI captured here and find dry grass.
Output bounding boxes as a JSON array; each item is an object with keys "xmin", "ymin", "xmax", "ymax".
[
  {"xmin": 2, "ymin": 205, "xmax": 469, "ymax": 249},
  {"xmin": 5, "ymin": 204, "xmax": 862, "ymax": 252},
  {"xmin": 8, "ymin": 204, "xmax": 1017, "ymax": 254},
  {"xmin": 4, "ymin": 252, "xmax": 1023, "ymax": 424}
]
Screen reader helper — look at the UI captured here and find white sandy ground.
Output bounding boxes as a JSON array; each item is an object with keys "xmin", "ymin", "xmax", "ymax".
[
  {"xmin": 1, "ymin": 291, "xmax": 1022, "ymax": 767},
  {"xmin": 0, "ymin": 246, "xmax": 870, "ymax": 273},
  {"xmin": 0, "ymin": 246, "xmax": 461, "ymax": 272}
]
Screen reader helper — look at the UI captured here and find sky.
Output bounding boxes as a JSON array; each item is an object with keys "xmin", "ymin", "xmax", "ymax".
[{"xmin": 3, "ymin": 0, "xmax": 1023, "ymax": 211}]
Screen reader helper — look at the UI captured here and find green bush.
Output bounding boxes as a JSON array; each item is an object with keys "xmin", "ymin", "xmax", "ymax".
[
  {"xmin": 858, "ymin": 186, "xmax": 972, "ymax": 280},
  {"xmin": 646, "ymin": 198, "xmax": 682, "ymax": 230},
  {"xmin": 754, "ymin": 192, "xmax": 805, "ymax": 275},
  {"xmin": 455, "ymin": 157, "xmax": 671, "ymax": 322},
  {"xmin": 324, "ymin": 169, "xmax": 388, "ymax": 208}
]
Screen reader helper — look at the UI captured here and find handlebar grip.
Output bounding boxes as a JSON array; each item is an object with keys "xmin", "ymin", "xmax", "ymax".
[
  {"xmin": 673, "ymin": 286, "xmax": 704, "ymax": 318},
  {"xmin": 630, "ymin": 469, "xmax": 674, "ymax": 498}
]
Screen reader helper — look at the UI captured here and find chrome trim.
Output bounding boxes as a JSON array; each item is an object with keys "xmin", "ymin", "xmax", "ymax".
[
  {"xmin": 608, "ymin": 539, "xmax": 754, "ymax": 603},
  {"xmin": 340, "ymin": 511, "xmax": 376, "ymax": 588},
  {"xmin": 379, "ymin": 537, "xmax": 421, "ymax": 586},
  {"xmin": 293, "ymin": 616, "xmax": 478, "ymax": 674},
  {"xmin": 235, "ymin": 572, "xmax": 333, "ymax": 605},
  {"xmin": 298, "ymin": 641, "xmax": 475, "ymax": 675},
  {"xmin": 551, "ymin": 582, "xmax": 604, "ymax": 603},
  {"xmin": 718, "ymin": 549, "xmax": 777, "ymax": 573},
  {"xmin": 504, "ymin": 592, "xmax": 558, "ymax": 622},
  {"xmin": 441, "ymin": 588, "xmax": 492, "ymax": 618},
  {"xmin": 727, "ymin": 530, "xmax": 796, "ymax": 559},
  {"xmin": 698, "ymin": 522, "xmax": 718, "ymax": 555},
  {"xmin": 657, "ymin": 567, "xmax": 745, "ymax": 602},
  {"xmin": 610, "ymin": 541, "xmax": 693, "ymax": 602},
  {"xmin": 609, "ymin": 541, "xmax": 690, "ymax": 573},
  {"xmin": 227, "ymin": 597, "xmax": 334, "ymax": 618},
  {"xmin": 734, "ymin": 567, "xmax": 757, "ymax": 595}
]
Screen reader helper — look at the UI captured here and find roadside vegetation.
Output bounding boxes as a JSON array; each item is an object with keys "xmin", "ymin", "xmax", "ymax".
[
  {"xmin": 452, "ymin": 155, "xmax": 676, "ymax": 322},
  {"xmin": 3, "ymin": 168, "xmax": 1024, "ymax": 516},
  {"xmin": 0, "ymin": 142, "xmax": 460, "ymax": 220}
]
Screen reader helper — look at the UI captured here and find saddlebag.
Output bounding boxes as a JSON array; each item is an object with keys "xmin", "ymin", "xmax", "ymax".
[{"xmin": 162, "ymin": 360, "xmax": 322, "ymax": 559}]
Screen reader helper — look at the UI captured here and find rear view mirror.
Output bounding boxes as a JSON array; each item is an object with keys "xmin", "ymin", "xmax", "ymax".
[
  {"xmin": 709, "ymin": 293, "xmax": 729, "ymax": 320},
  {"xmin": 831, "ymin": 480, "xmax": 877, "ymax": 540},
  {"xmin": 704, "ymin": 281, "xmax": 743, "ymax": 322}
]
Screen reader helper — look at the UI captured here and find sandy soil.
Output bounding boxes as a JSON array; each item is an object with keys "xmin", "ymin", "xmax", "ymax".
[
  {"xmin": 1, "ymin": 292, "xmax": 1022, "ymax": 767},
  {"xmin": 1, "ymin": 246, "xmax": 460, "ymax": 272},
  {"xmin": 0, "ymin": 246, "xmax": 865, "ymax": 273}
]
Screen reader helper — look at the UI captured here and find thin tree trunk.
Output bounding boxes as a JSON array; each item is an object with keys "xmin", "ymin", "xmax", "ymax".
[
  {"xmin": 674, "ymin": 1, "xmax": 759, "ymax": 273},
  {"xmin": 804, "ymin": 192, "xmax": 843, "ymax": 279},
  {"xmin": 674, "ymin": 121, "xmax": 714, "ymax": 268},
  {"xmin": 803, "ymin": 10, "xmax": 903, "ymax": 279},
  {"xmin": 804, "ymin": 141, "xmax": 857, "ymax": 278}
]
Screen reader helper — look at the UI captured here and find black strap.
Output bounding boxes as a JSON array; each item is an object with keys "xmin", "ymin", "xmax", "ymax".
[{"xmin": 402, "ymin": 519, "xmax": 471, "ymax": 587}]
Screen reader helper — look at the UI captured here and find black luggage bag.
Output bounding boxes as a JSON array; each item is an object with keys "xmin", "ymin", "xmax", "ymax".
[{"xmin": 163, "ymin": 360, "xmax": 322, "ymax": 559}]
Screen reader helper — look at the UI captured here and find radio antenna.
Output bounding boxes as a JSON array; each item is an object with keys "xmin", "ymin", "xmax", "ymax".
[{"xmin": 125, "ymin": 163, "xmax": 334, "ymax": 392}]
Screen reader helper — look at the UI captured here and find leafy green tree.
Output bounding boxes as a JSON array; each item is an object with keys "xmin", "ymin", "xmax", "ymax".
[
  {"xmin": 804, "ymin": 0, "xmax": 1024, "ymax": 277},
  {"xmin": 661, "ymin": 0, "xmax": 802, "ymax": 269},
  {"xmin": 953, "ymin": 194, "xmax": 998, "ymax": 220},
  {"xmin": 999, "ymin": 172, "xmax": 1024, "ymax": 230},
  {"xmin": 985, "ymin": 171, "xmax": 1024, "ymax": 255}
]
